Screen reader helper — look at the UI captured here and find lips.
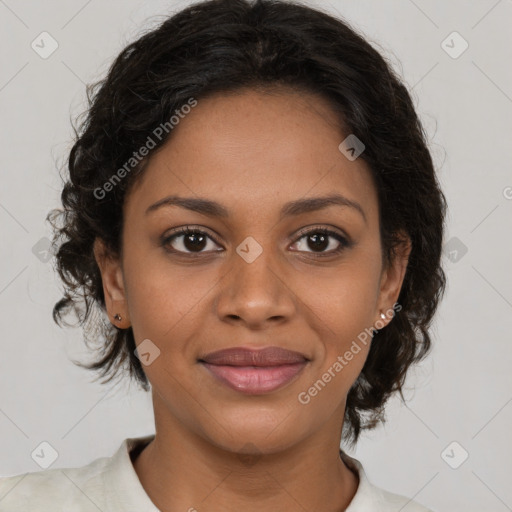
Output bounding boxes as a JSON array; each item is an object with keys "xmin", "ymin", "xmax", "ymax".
[
  {"xmin": 198, "ymin": 347, "xmax": 309, "ymax": 394},
  {"xmin": 199, "ymin": 346, "xmax": 308, "ymax": 366}
]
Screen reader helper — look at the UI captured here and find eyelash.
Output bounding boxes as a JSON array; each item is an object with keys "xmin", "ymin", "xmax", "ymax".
[{"xmin": 161, "ymin": 225, "xmax": 351, "ymax": 258}]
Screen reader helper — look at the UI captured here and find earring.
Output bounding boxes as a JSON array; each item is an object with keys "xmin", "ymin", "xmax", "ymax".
[
  {"xmin": 380, "ymin": 312, "xmax": 386, "ymax": 320},
  {"xmin": 114, "ymin": 313, "xmax": 122, "ymax": 322}
]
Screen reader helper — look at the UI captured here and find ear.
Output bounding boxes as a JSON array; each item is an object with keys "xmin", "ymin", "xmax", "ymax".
[
  {"xmin": 93, "ymin": 237, "xmax": 131, "ymax": 328},
  {"xmin": 374, "ymin": 232, "xmax": 412, "ymax": 328}
]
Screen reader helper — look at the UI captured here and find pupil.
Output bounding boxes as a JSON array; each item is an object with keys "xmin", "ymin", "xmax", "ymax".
[
  {"xmin": 185, "ymin": 233, "xmax": 206, "ymax": 251},
  {"xmin": 309, "ymin": 233, "xmax": 328, "ymax": 251},
  {"xmin": 181, "ymin": 232, "xmax": 330, "ymax": 253}
]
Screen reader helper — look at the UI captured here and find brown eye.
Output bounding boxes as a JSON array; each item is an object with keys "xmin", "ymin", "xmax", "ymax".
[
  {"xmin": 162, "ymin": 227, "xmax": 222, "ymax": 254},
  {"xmin": 291, "ymin": 228, "xmax": 350, "ymax": 255}
]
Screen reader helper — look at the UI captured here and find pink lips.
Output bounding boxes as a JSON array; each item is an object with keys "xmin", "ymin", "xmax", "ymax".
[{"xmin": 199, "ymin": 347, "xmax": 308, "ymax": 394}]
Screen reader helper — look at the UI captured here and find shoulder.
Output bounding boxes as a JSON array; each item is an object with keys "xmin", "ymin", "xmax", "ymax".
[
  {"xmin": 0, "ymin": 451, "xmax": 112, "ymax": 511},
  {"xmin": 0, "ymin": 435, "xmax": 157, "ymax": 511},
  {"xmin": 369, "ymin": 485, "xmax": 434, "ymax": 512},
  {"xmin": 341, "ymin": 451, "xmax": 435, "ymax": 512}
]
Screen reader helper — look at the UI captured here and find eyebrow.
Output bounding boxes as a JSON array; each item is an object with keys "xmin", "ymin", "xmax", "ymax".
[{"xmin": 145, "ymin": 193, "xmax": 367, "ymax": 223}]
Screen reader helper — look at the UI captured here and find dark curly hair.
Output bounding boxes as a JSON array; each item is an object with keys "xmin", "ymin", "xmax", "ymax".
[{"xmin": 47, "ymin": 0, "xmax": 447, "ymax": 445}]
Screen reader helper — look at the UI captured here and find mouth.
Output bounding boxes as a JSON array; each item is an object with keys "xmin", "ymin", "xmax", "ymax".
[{"xmin": 198, "ymin": 346, "xmax": 309, "ymax": 395}]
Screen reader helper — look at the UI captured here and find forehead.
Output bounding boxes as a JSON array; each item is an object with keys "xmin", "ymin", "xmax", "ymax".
[{"xmin": 125, "ymin": 88, "xmax": 379, "ymax": 226}]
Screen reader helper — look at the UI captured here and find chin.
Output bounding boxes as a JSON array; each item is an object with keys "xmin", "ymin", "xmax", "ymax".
[{"xmin": 196, "ymin": 410, "xmax": 308, "ymax": 455}]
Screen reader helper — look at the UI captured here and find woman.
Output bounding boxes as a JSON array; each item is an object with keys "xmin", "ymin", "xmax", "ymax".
[{"xmin": 0, "ymin": 0, "xmax": 446, "ymax": 510}]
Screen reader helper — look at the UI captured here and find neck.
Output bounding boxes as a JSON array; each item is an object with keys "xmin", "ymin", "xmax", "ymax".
[{"xmin": 132, "ymin": 422, "xmax": 359, "ymax": 512}]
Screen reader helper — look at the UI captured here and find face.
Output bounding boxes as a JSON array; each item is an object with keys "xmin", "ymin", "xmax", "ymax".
[{"xmin": 95, "ymin": 87, "xmax": 410, "ymax": 454}]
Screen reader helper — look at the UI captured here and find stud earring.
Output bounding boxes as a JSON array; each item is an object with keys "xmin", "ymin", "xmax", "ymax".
[
  {"xmin": 114, "ymin": 313, "xmax": 122, "ymax": 322},
  {"xmin": 380, "ymin": 312, "xmax": 386, "ymax": 320}
]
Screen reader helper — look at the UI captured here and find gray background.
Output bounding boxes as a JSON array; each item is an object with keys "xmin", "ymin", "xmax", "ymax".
[{"xmin": 1, "ymin": 1, "xmax": 511, "ymax": 511}]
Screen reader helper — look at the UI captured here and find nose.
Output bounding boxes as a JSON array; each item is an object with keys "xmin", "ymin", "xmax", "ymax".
[{"xmin": 214, "ymin": 246, "xmax": 296, "ymax": 329}]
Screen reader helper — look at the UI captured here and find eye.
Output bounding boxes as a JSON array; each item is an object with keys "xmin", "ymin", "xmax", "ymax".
[
  {"xmin": 290, "ymin": 226, "xmax": 350, "ymax": 256},
  {"xmin": 161, "ymin": 226, "xmax": 222, "ymax": 254},
  {"xmin": 161, "ymin": 225, "xmax": 351, "ymax": 257}
]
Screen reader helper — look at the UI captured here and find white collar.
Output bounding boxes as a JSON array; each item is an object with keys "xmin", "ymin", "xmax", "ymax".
[{"xmin": 104, "ymin": 435, "xmax": 384, "ymax": 511}]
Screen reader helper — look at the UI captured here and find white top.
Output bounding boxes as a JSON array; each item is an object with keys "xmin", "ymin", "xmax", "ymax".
[{"xmin": 0, "ymin": 435, "xmax": 433, "ymax": 511}]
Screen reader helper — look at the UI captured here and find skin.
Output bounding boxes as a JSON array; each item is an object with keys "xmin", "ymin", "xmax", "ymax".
[{"xmin": 94, "ymin": 87, "xmax": 411, "ymax": 512}]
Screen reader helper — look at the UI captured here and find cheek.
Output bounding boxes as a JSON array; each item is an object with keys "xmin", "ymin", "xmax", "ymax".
[
  {"xmin": 299, "ymin": 255, "xmax": 381, "ymax": 333},
  {"xmin": 122, "ymin": 246, "xmax": 216, "ymax": 343},
  {"xmin": 296, "ymin": 285, "xmax": 375, "ymax": 415},
  {"xmin": 298, "ymin": 256, "xmax": 380, "ymax": 386}
]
